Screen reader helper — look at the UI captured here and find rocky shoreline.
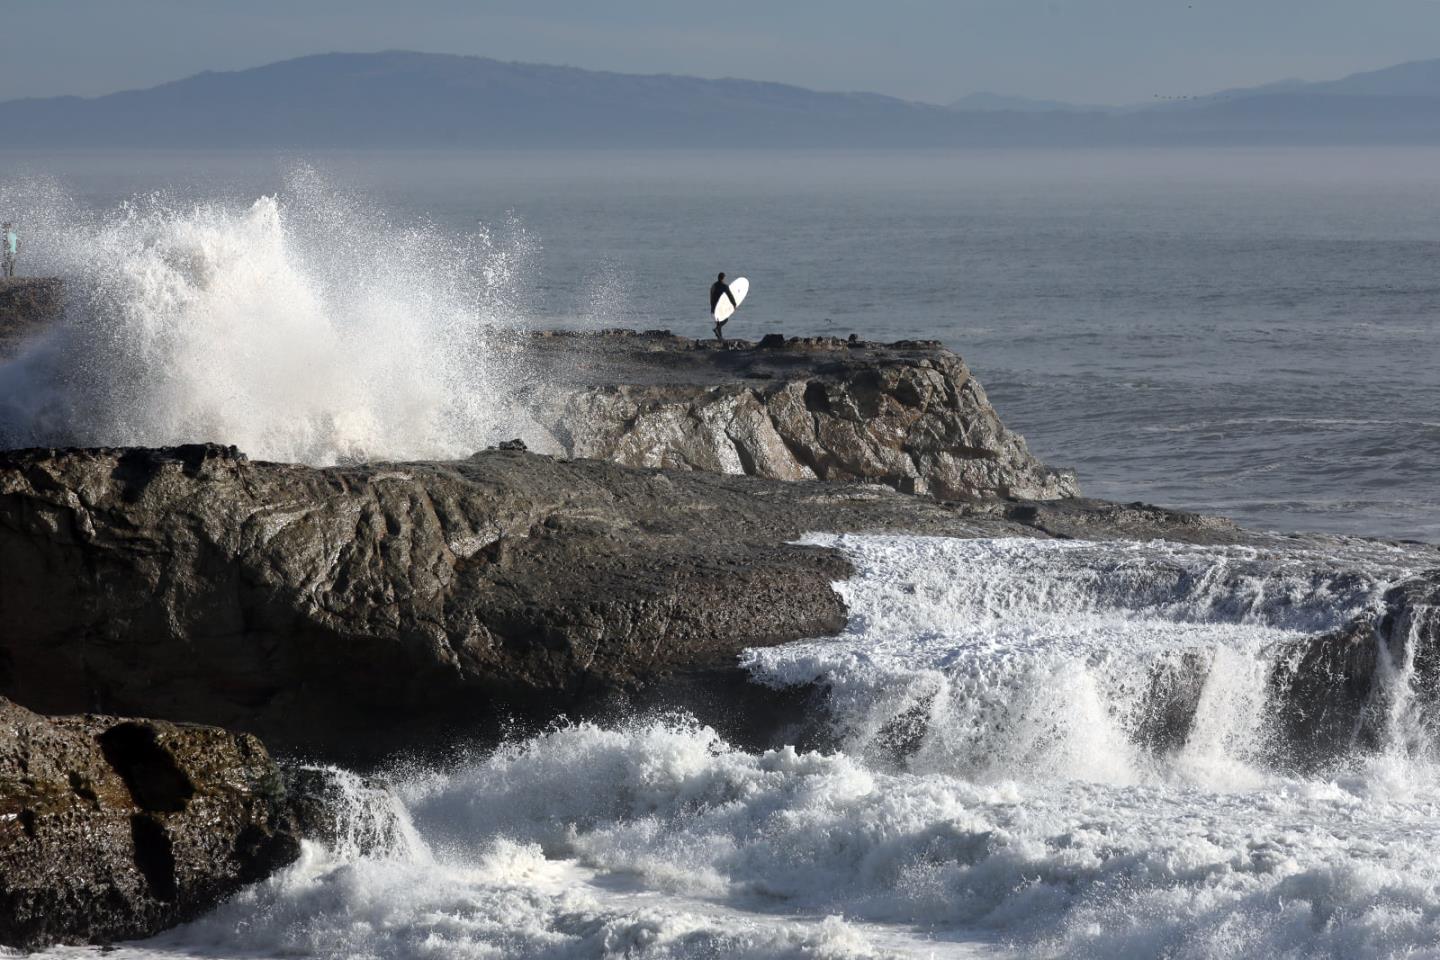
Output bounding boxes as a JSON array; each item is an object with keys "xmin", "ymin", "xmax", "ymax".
[
  {"xmin": 509, "ymin": 329, "xmax": 1078, "ymax": 501},
  {"xmin": 0, "ymin": 292, "xmax": 1436, "ymax": 949}
]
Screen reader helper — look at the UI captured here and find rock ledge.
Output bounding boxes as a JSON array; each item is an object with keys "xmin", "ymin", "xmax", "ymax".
[{"xmin": 512, "ymin": 329, "xmax": 1078, "ymax": 501}]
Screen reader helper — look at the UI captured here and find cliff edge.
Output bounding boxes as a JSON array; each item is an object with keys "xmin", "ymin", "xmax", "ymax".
[{"xmin": 513, "ymin": 330, "xmax": 1078, "ymax": 501}]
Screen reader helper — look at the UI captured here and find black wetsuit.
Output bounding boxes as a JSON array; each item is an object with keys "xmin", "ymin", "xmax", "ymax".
[{"xmin": 710, "ymin": 280, "xmax": 737, "ymax": 316}]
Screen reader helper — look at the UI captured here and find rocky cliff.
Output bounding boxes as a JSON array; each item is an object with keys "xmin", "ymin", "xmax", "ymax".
[
  {"xmin": 0, "ymin": 697, "xmax": 299, "ymax": 949},
  {"xmin": 2, "ymin": 443, "xmax": 1434, "ymax": 767},
  {"xmin": 0, "ymin": 444, "xmax": 1022, "ymax": 759},
  {"xmin": 5, "ymin": 292, "xmax": 1436, "ymax": 951},
  {"xmin": 511, "ymin": 330, "xmax": 1078, "ymax": 501}
]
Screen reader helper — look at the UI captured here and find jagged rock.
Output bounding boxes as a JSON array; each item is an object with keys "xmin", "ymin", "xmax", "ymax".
[
  {"xmin": 0, "ymin": 444, "xmax": 1022, "ymax": 760},
  {"xmin": 1385, "ymin": 573, "xmax": 1440, "ymax": 680},
  {"xmin": 1003, "ymin": 497, "xmax": 1246, "ymax": 545},
  {"xmin": 3, "ymin": 441, "xmax": 1430, "ymax": 766},
  {"xmin": 1271, "ymin": 570, "xmax": 1440, "ymax": 767},
  {"xmin": 0, "ymin": 697, "xmax": 299, "ymax": 950},
  {"xmin": 512, "ymin": 330, "xmax": 1078, "ymax": 501},
  {"xmin": 0, "ymin": 299, "xmax": 1075, "ymax": 501}
]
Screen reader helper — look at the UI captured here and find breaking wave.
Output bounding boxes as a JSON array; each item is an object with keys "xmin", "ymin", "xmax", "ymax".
[
  {"xmin": 0, "ymin": 170, "xmax": 539, "ymax": 464},
  {"xmin": 36, "ymin": 533, "xmax": 1440, "ymax": 960}
]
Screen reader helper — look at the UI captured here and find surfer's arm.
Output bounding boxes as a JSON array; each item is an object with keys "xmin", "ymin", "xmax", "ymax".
[{"xmin": 725, "ymin": 286, "xmax": 737, "ymax": 308}]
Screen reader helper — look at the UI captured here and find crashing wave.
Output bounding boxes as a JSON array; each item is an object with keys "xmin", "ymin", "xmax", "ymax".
[{"xmin": 0, "ymin": 170, "xmax": 539, "ymax": 464}]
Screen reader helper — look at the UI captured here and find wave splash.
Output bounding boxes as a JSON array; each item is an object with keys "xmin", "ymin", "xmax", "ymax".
[
  {"xmin": 57, "ymin": 534, "xmax": 1440, "ymax": 960},
  {"xmin": 0, "ymin": 171, "xmax": 538, "ymax": 465},
  {"xmin": 747, "ymin": 536, "xmax": 1433, "ymax": 787}
]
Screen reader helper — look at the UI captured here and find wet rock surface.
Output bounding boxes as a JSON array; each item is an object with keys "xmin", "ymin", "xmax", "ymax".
[
  {"xmin": 0, "ymin": 697, "xmax": 299, "ymax": 950},
  {"xmin": 1270, "ymin": 570, "xmax": 1440, "ymax": 767},
  {"xmin": 0, "ymin": 444, "xmax": 1028, "ymax": 760},
  {"xmin": 2, "ymin": 442, "xmax": 1435, "ymax": 765},
  {"xmin": 2, "ymin": 297, "xmax": 1437, "ymax": 951},
  {"xmin": 2, "ymin": 440, "xmax": 1428, "ymax": 771},
  {"xmin": 511, "ymin": 329, "xmax": 1079, "ymax": 502},
  {"xmin": 284, "ymin": 765, "xmax": 411, "ymax": 860}
]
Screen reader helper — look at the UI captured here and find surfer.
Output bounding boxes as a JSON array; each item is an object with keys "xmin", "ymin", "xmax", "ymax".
[
  {"xmin": 710, "ymin": 272, "xmax": 738, "ymax": 342},
  {"xmin": 1, "ymin": 223, "xmax": 16, "ymax": 279}
]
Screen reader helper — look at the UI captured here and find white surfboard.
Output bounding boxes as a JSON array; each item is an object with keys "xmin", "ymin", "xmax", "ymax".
[{"xmin": 713, "ymin": 277, "xmax": 749, "ymax": 323}]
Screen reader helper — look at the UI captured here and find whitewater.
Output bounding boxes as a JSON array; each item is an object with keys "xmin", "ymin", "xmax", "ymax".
[
  {"xmin": 20, "ymin": 532, "xmax": 1438, "ymax": 960},
  {"xmin": 0, "ymin": 171, "xmax": 539, "ymax": 463}
]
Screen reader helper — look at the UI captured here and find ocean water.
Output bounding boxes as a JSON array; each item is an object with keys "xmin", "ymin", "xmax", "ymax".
[
  {"xmin": 1, "ymin": 147, "xmax": 1436, "ymax": 539},
  {"xmin": 2, "ymin": 149, "xmax": 1440, "ymax": 959}
]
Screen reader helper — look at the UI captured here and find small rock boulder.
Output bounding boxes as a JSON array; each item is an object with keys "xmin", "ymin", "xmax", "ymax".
[{"xmin": 0, "ymin": 698, "xmax": 300, "ymax": 950}]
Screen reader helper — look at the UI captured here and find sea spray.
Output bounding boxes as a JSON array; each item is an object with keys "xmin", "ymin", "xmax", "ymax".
[
  {"xmin": 31, "ymin": 534, "xmax": 1440, "ymax": 959},
  {"xmin": 0, "ymin": 170, "xmax": 540, "ymax": 464},
  {"xmin": 99, "ymin": 718, "xmax": 1440, "ymax": 958},
  {"xmin": 743, "ymin": 536, "xmax": 1428, "ymax": 782}
]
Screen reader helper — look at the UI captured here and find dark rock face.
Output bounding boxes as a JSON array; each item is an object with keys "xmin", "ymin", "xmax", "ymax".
[
  {"xmin": 3, "ymin": 440, "xmax": 1431, "ymax": 766},
  {"xmin": 0, "ymin": 444, "xmax": 1016, "ymax": 759},
  {"xmin": 0, "ymin": 697, "xmax": 299, "ymax": 950},
  {"xmin": 1270, "ymin": 570, "xmax": 1440, "ymax": 768},
  {"xmin": 513, "ymin": 330, "xmax": 1078, "ymax": 501}
]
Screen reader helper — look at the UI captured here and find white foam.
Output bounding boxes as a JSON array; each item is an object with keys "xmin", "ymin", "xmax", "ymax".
[
  {"xmin": 60, "ymin": 716, "xmax": 1440, "ymax": 959},
  {"xmin": 26, "ymin": 535, "xmax": 1440, "ymax": 959},
  {"xmin": 746, "ymin": 535, "xmax": 1418, "ymax": 786},
  {"xmin": 0, "ymin": 170, "xmax": 540, "ymax": 465}
]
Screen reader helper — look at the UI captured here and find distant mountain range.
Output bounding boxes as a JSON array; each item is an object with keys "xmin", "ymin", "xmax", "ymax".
[{"xmin": 2, "ymin": 51, "xmax": 1439, "ymax": 147}]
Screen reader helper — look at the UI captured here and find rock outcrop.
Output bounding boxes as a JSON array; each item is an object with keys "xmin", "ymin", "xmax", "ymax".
[
  {"xmin": 7, "ymin": 438, "xmax": 1435, "ymax": 772},
  {"xmin": 284, "ymin": 765, "xmax": 414, "ymax": 860},
  {"xmin": 512, "ymin": 330, "xmax": 1078, "ymax": 501},
  {"xmin": 3, "ymin": 442, "xmax": 1434, "ymax": 765},
  {"xmin": 0, "ymin": 444, "xmax": 1021, "ymax": 759},
  {"xmin": 1272, "ymin": 570, "xmax": 1440, "ymax": 766},
  {"xmin": 0, "ymin": 697, "xmax": 299, "ymax": 950},
  {"xmin": 0, "ymin": 292, "xmax": 1076, "ymax": 501},
  {"xmin": 1001, "ymin": 496, "xmax": 1247, "ymax": 545}
]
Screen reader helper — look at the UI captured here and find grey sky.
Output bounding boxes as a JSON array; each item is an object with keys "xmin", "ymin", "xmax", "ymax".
[{"xmin": 3, "ymin": 0, "xmax": 1440, "ymax": 105}]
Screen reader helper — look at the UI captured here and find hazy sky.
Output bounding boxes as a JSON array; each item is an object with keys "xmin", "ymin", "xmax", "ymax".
[{"xmin": 4, "ymin": 0, "xmax": 1440, "ymax": 105}]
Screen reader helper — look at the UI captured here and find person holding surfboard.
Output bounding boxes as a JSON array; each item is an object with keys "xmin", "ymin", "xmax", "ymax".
[
  {"xmin": 710, "ymin": 272, "xmax": 748, "ymax": 342},
  {"xmin": 1, "ymin": 223, "xmax": 17, "ymax": 279}
]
